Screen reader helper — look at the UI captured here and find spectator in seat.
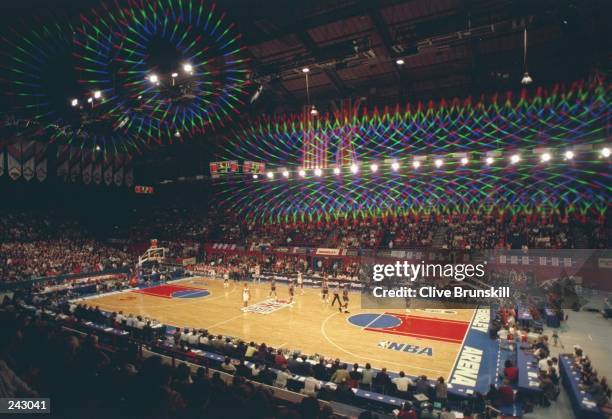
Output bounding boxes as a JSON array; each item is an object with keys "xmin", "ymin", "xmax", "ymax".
[
  {"xmin": 392, "ymin": 371, "xmax": 413, "ymax": 395},
  {"xmin": 330, "ymin": 363, "xmax": 350, "ymax": 384},
  {"xmin": 274, "ymin": 365, "xmax": 291, "ymax": 389},
  {"xmin": 361, "ymin": 363, "xmax": 374, "ymax": 390},
  {"xmin": 220, "ymin": 356, "xmax": 236, "ymax": 374},
  {"xmin": 235, "ymin": 359, "xmax": 251, "ymax": 379},
  {"xmin": 415, "ymin": 375, "xmax": 430, "ymax": 395},
  {"xmin": 301, "ymin": 373, "xmax": 320, "ymax": 397},
  {"xmin": 274, "ymin": 349, "xmax": 287, "ymax": 368},
  {"xmin": 257, "ymin": 365, "xmax": 276, "ymax": 386},
  {"xmin": 504, "ymin": 360, "xmax": 519, "ymax": 384},
  {"xmin": 397, "ymin": 401, "xmax": 417, "ymax": 419},
  {"xmin": 420, "ymin": 404, "xmax": 436, "ymax": 419},
  {"xmin": 313, "ymin": 359, "xmax": 329, "ymax": 381},
  {"xmin": 373, "ymin": 367, "xmax": 392, "ymax": 394},
  {"xmin": 435, "ymin": 376, "xmax": 448, "ymax": 405}
]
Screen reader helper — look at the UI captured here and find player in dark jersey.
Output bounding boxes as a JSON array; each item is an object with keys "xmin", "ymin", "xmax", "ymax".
[
  {"xmin": 269, "ymin": 279, "xmax": 277, "ymax": 299},
  {"xmin": 321, "ymin": 279, "xmax": 329, "ymax": 303},
  {"xmin": 288, "ymin": 280, "xmax": 295, "ymax": 303},
  {"xmin": 340, "ymin": 284, "xmax": 350, "ymax": 313},
  {"xmin": 331, "ymin": 283, "xmax": 341, "ymax": 307}
]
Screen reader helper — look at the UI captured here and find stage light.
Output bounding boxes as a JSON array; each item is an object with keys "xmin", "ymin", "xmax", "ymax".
[
  {"xmin": 183, "ymin": 63, "xmax": 193, "ymax": 74},
  {"xmin": 252, "ymin": 174, "xmax": 258, "ymax": 179},
  {"xmin": 148, "ymin": 74, "xmax": 159, "ymax": 84},
  {"xmin": 434, "ymin": 159, "xmax": 443, "ymax": 168},
  {"xmin": 95, "ymin": 145, "xmax": 101, "ymax": 151},
  {"xmin": 521, "ymin": 71, "xmax": 533, "ymax": 85},
  {"xmin": 171, "ymin": 72, "xmax": 178, "ymax": 78},
  {"xmin": 94, "ymin": 90, "xmax": 102, "ymax": 99},
  {"xmin": 333, "ymin": 167, "xmax": 341, "ymax": 175},
  {"xmin": 510, "ymin": 154, "xmax": 521, "ymax": 164},
  {"xmin": 70, "ymin": 98, "xmax": 78, "ymax": 107},
  {"xmin": 282, "ymin": 170, "xmax": 289, "ymax": 178},
  {"xmin": 350, "ymin": 163, "xmax": 359, "ymax": 174},
  {"xmin": 370, "ymin": 163, "xmax": 378, "ymax": 173},
  {"xmin": 485, "ymin": 157, "xmax": 494, "ymax": 165},
  {"xmin": 266, "ymin": 171, "xmax": 274, "ymax": 179},
  {"xmin": 564, "ymin": 151, "xmax": 574, "ymax": 160},
  {"xmin": 540, "ymin": 152, "xmax": 551, "ymax": 163},
  {"xmin": 412, "ymin": 161, "xmax": 420, "ymax": 169},
  {"xmin": 310, "ymin": 105, "xmax": 318, "ymax": 116},
  {"xmin": 602, "ymin": 147, "xmax": 611, "ymax": 158},
  {"xmin": 391, "ymin": 161, "xmax": 400, "ymax": 171},
  {"xmin": 460, "ymin": 157, "xmax": 469, "ymax": 166},
  {"xmin": 302, "ymin": 67, "xmax": 310, "ymax": 73},
  {"xmin": 87, "ymin": 97, "xmax": 93, "ymax": 103},
  {"xmin": 314, "ymin": 167, "xmax": 322, "ymax": 176},
  {"xmin": 174, "ymin": 131, "xmax": 181, "ymax": 138},
  {"xmin": 137, "ymin": 95, "xmax": 142, "ymax": 99},
  {"xmin": 298, "ymin": 169, "xmax": 306, "ymax": 177},
  {"xmin": 395, "ymin": 58, "xmax": 405, "ymax": 65}
]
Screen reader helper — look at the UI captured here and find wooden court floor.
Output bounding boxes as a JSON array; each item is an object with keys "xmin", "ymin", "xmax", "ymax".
[{"xmin": 82, "ymin": 277, "xmax": 476, "ymax": 379}]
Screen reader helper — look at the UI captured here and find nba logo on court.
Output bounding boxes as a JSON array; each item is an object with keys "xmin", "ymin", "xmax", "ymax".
[{"xmin": 242, "ymin": 298, "xmax": 294, "ymax": 314}]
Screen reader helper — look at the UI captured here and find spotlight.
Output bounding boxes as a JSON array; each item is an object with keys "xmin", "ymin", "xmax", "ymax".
[
  {"xmin": 602, "ymin": 147, "xmax": 611, "ymax": 158},
  {"xmin": 395, "ymin": 58, "xmax": 405, "ymax": 65},
  {"xmin": 333, "ymin": 167, "xmax": 341, "ymax": 175},
  {"xmin": 183, "ymin": 63, "xmax": 193, "ymax": 74},
  {"xmin": 94, "ymin": 90, "xmax": 102, "ymax": 99},
  {"xmin": 391, "ymin": 161, "xmax": 400, "ymax": 171},
  {"xmin": 266, "ymin": 171, "xmax": 274, "ymax": 179},
  {"xmin": 298, "ymin": 169, "xmax": 306, "ymax": 177},
  {"xmin": 310, "ymin": 105, "xmax": 318, "ymax": 116},
  {"xmin": 510, "ymin": 154, "xmax": 521, "ymax": 164},
  {"xmin": 171, "ymin": 72, "xmax": 178, "ymax": 78},
  {"xmin": 460, "ymin": 157, "xmax": 469, "ymax": 166},
  {"xmin": 174, "ymin": 131, "xmax": 181, "ymax": 138},
  {"xmin": 521, "ymin": 72, "xmax": 533, "ymax": 85},
  {"xmin": 370, "ymin": 163, "xmax": 378, "ymax": 173},
  {"xmin": 87, "ymin": 97, "xmax": 93, "ymax": 104},
  {"xmin": 434, "ymin": 159, "xmax": 443, "ymax": 168},
  {"xmin": 252, "ymin": 174, "xmax": 258, "ymax": 179},
  {"xmin": 148, "ymin": 74, "xmax": 159, "ymax": 84},
  {"xmin": 540, "ymin": 152, "xmax": 551, "ymax": 163},
  {"xmin": 302, "ymin": 67, "xmax": 310, "ymax": 73},
  {"xmin": 137, "ymin": 95, "xmax": 142, "ymax": 99},
  {"xmin": 412, "ymin": 161, "xmax": 420, "ymax": 169},
  {"xmin": 314, "ymin": 167, "xmax": 322, "ymax": 176},
  {"xmin": 350, "ymin": 163, "xmax": 359, "ymax": 174},
  {"xmin": 564, "ymin": 151, "xmax": 574, "ymax": 160},
  {"xmin": 95, "ymin": 145, "xmax": 101, "ymax": 151},
  {"xmin": 70, "ymin": 98, "xmax": 78, "ymax": 107},
  {"xmin": 485, "ymin": 157, "xmax": 494, "ymax": 166},
  {"xmin": 282, "ymin": 170, "xmax": 289, "ymax": 178}
]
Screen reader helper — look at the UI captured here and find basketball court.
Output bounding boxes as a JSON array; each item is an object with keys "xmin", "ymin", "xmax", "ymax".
[{"xmin": 81, "ymin": 277, "xmax": 479, "ymax": 380}]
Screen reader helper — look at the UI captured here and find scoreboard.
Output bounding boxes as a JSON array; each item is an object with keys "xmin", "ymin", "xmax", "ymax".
[
  {"xmin": 210, "ymin": 160, "xmax": 238, "ymax": 178},
  {"xmin": 243, "ymin": 161, "xmax": 266, "ymax": 174},
  {"xmin": 135, "ymin": 185, "xmax": 154, "ymax": 194}
]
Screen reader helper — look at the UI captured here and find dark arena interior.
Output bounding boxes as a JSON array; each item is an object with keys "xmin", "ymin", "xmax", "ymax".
[{"xmin": 0, "ymin": 0, "xmax": 611, "ymax": 418}]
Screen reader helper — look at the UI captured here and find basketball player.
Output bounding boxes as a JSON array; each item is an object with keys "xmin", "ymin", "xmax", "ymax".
[
  {"xmin": 242, "ymin": 283, "xmax": 250, "ymax": 308},
  {"xmin": 297, "ymin": 271, "xmax": 304, "ymax": 294},
  {"xmin": 269, "ymin": 279, "xmax": 277, "ymax": 299},
  {"xmin": 288, "ymin": 280, "xmax": 295, "ymax": 303},
  {"xmin": 340, "ymin": 284, "xmax": 350, "ymax": 313},
  {"xmin": 224, "ymin": 273, "xmax": 230, "ymax": 289},
  {"xmin": 321, "ymin": 278, "xmax": 329, "ymax": 303},
  {"xmin": 331, "ymin": 282, "xmax": 341, "ymax": 307}
]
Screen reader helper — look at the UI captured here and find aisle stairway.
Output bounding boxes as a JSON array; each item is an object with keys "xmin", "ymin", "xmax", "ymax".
[{"xmin": 432, "ymin": 225, "xmax": 448, "ymax": 249}]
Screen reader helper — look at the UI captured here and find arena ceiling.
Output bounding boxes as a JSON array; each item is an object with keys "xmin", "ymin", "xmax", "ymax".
[{"xmin": 0, "ymin": 0, "xmax": 609, "ymax": 179}]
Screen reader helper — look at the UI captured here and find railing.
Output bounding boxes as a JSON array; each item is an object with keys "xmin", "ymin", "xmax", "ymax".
[{"xmin": 0, "ymin": 268, "xmax": 131, "ymax": 292}]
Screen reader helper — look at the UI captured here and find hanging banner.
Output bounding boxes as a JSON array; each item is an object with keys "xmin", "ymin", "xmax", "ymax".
[
  {"xmin": 103, "ymin": 153, "xmax": 113, "ymax": 186},
  {"xmin": 56, "ymin": 144, "xmax": 70, "ymax": 179},
  {"xmin": 0, "ymin": 142, "xmax": 4, "ymax": 177},
  {"xmin": 82, "ymin": 149, "xmax": 93, "ymax": 185},
  {"xmin": 93, "ymin": 150, "xmax": 102, "ymax": 185},
  {"xmin": 7, "ymin": 141, "xmax": 22, "ymax": 180},
  {"xmin": 21, "ymin": 140, "xmax": 36, "ymax": 181},
  {"xmin": 69, "ymin": 146, "xmax": 81, "ymax": 182},
  {"xmin": 35, "ymin": 142, "xmax": 47, "ymax": 182},
  {"xmin": 113, "ymin": 153, "xmax": 124, "ymax": 186},
  {"xmin": 124, "ymin": 156, "xmax": 134, "ymax": 187}
]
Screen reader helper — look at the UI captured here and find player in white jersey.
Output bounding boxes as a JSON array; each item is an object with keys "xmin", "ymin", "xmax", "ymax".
[
  {"xmin": 297, "ymin": 271, "xmax": 304, "ymax": 294},
  {"xmin": 242, "ymin": 283, "xmax": 250, "ymax": 308}
]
